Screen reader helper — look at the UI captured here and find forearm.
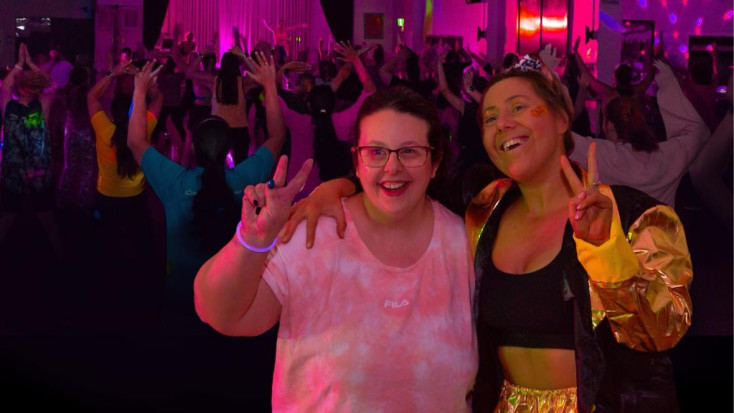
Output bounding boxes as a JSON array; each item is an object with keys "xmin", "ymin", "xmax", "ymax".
[
  {"xmin": 2, "ymin": 66, "xmax": 19, "ymax": 94},
  {"xmin": 128, "ymin": 88, "xmax": 149, "ymax": 164},
  {"xmin": 147, "ymin": 84, "xmax": 164, "ymax": 117},
  {"xmin": 437, "ymin": 62, "xmax": 464, "ymax": 112},
  {"xmin": 379, "ymin": 55, "xmax": 399, "ymax": 84},
  {"xmin": 25, "ymin": 58, "xmax": 41, "ymax": 73},
  {"xmin": 262, "ymin": 82, "xmax": 286, "ymax": 157},
  {"xmin": 261, "ymin": 19, "xmax": 272, "ymax": 32},
  {"xmin": 194, "ymin": 236, "xmax": 270, "ymax": 333},
  {"xmin": 275, "ymin": 67, "xmax": 287, "ymax": 88},
  {"xmin": 573, "ymin": 84, "xmax": 588, "ymax": 120},
  {"xmin": 329, "ymin": 64, "xmax": 351, "ymax": 92},
  {"xmin": 335, "ymin": 177, "xmax": 358, "ymax": 196},
  {"xmin": 588, "ymin": 76, "xmax": 614, "ymax": 100},
  {"xmin": 465, "ymin": 89, "xmax": 482, "ymax": 104},
  {"xmin": 88, "ymin": 75, "xmax": 113, "ymax": 101},
  {"xmin": 656, "ymin": 70, "xmax": 708, "ymax": 138},
  {"xmin": 578, "ymin": 198, "xmax": 693, "ymax": 351},
  {"xmin": 352, "ymin": 59, "xmax": 375, "ymax": 93},
  {"xmin": 634, "ymin": 71, "xmax": 655, "ymax": 98}
]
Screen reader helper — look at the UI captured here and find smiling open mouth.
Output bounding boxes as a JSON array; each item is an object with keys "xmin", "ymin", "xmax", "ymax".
[
  {"xmin": 501, "ymin": 137, "xmax": 529, "ymax": 152},
  {"xmin": 381, "ymin": 182, "xmax": 407, "ymax": 190}
]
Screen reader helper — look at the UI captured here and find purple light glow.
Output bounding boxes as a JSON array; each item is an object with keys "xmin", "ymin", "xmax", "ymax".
[
  {"xmin": 696, "ymin": 17, "xmax": 703, "ymax": 26},
  {"xmin": 637, "ymin": 0, "xmax": 647, "ymax": 8},
  {"xmin": 669, "ymin": 14, "xmax": 677, "ymax": 24},
  {"xmin": 679, "ymin": 45, "xmax": 688, "ymax": 54},
  {"xmin": 599, "ymin": 12, "xmax": 622, "ymax": 32}
]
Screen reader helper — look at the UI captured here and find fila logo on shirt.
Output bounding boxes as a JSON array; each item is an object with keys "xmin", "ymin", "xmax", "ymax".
[{"xmin": 384, "ymin": 299, "xmax": 410, "ymax": 309}]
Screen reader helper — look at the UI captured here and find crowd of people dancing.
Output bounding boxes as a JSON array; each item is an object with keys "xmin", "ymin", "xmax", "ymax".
[{"xmin": 0, "ymin": 21, "xmax": 730, "ymax": 411}]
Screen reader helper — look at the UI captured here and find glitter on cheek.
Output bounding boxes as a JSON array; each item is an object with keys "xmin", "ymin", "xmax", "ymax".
[{"xmin": 530, "ymin": 104, "xmax": 548, "ymax": 117}]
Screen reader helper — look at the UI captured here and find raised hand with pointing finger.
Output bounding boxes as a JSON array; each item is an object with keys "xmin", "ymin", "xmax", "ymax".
[{"xmin": 238, "ymin": 155, "xmax": 314, "ymax": 251}]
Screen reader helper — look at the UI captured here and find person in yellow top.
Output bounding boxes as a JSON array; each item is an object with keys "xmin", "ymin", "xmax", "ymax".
[
  {"xmin": 88, "ymin": 59, "xmax": 162, "ymax": 197},
  {"xmin": 86, "ymin": 57, "xmax": 163, "ymax": 333}
]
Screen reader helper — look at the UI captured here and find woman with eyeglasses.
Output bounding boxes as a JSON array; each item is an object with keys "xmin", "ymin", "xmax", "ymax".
[
  {"xmin": 194, "ymin": 86, "xmax": 477, "ymax": 411},
  {"xmin": 279, "ymin": 67, "xmax": 693, "ymax": 412}
]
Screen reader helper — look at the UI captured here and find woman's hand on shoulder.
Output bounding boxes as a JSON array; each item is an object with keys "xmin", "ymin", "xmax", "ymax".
[
  {"xmin": 279, "ymin": 177, "xmax": 356, "ymax": 248},
  {"xmin": 560, "ymin": 142, "xmax": 613, "ymax": 246},
  {"xmin": 240, "ymin": 156, "xmax": 313, "ymax": 248}
]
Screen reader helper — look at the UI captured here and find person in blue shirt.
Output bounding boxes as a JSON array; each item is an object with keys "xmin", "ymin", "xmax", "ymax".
[{"xmin": 128, "ymin": 52, "xmax": 285, "ymax": 335}]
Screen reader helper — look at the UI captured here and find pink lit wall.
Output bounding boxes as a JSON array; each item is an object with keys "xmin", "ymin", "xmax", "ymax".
[
  {"xmin": 353, "ymin": 0, "xmax": 425, "ymax": 52},
  {"xmin": 429, "ymin": 0, "xmax": 486, "ymax": 54},
  {"xmin": 571, "ymin": 0, "xmax": 598, "ymax": 64}
]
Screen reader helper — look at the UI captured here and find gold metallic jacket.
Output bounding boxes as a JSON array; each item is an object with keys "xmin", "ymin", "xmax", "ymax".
[{"xmin": 466, "ymin": 178, "xmax": 693, "ymax": 353}]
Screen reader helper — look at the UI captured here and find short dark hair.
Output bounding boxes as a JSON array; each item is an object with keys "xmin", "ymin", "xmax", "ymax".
[
  {"xmin": 354, "ymin": 86, "xmax": 450, "ymax": 197},
  {"xmin": 604, "ymin": 96, "xmax": 658, "ymax": 152},
  {"xmin": 502, "ymin": 53, "xmax": 519, "ymax": 69}
]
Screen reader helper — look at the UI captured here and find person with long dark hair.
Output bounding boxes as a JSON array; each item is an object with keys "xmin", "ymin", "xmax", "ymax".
[
  {"xmin": 128, "ymin": 53, "xmax": 285, "ymax": 335},
  {"xmin": 88, "ymin": 57, "xmax": 163, "ymax": 332},
  {"xmin": 212, "ymin": 52, "xmax": 251, "ymax": 164}
]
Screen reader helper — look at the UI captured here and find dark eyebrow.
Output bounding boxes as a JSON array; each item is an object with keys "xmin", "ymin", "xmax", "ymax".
[
  {"xmin": 483, "ymin": 95, "xmax": 530, "ymax": 113},
  {"xmin": 361, "ymin": 140, "xmax": 424, "ymax": 147}
]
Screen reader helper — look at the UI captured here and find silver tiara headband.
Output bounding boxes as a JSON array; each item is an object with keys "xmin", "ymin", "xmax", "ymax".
[{"xmin": 514, "ymin": 55, "xmax": 542, "ymax": 72}]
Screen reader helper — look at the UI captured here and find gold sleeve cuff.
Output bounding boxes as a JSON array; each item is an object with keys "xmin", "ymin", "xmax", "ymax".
[
  {"xmin": 587, "ymin": 204, "xmax": 693, "ymax": 352},
  {"xmin": 573, "ymin": 209, "xmax": 640, "ymax": 283}
]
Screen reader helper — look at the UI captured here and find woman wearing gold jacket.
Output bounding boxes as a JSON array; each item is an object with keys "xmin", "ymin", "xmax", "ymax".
[
  {"xmin": 466, "ymin": 67, "xmax": 691, "ymax": 412},
  {"xmin": 280, "ymin": 65, "xmax": 692, "ymax": 412}
]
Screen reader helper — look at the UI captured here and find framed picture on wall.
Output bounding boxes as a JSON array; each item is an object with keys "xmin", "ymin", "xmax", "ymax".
[
  {"xmin": 620, "ymin": 20, "xmax": 655, "ymax": 79},
  {"xmin": 364, "ymin": 13, "xmax": 384, "ymax": 40}
]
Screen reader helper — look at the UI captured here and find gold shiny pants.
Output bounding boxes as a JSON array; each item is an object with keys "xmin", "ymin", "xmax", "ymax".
[{"xmin": 494, "ymin": 380, "xmax": 577, "ymax": 413}]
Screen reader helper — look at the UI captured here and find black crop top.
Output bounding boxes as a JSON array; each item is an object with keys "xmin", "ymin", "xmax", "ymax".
[{"xmin": 481, "ymin": 223, "xmax": 576, "ymax": 350}]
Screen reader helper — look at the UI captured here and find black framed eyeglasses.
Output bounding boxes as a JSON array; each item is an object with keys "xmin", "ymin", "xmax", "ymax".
[{"xmin": 353, "ymin": 146, "xmax": 434, "ymax": 168}]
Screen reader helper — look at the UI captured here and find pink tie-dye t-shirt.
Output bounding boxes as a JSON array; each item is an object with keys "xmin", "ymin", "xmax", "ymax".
[{"xmin": 263, "ymin": 199, "xmax": 477, "ymax": 412}]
